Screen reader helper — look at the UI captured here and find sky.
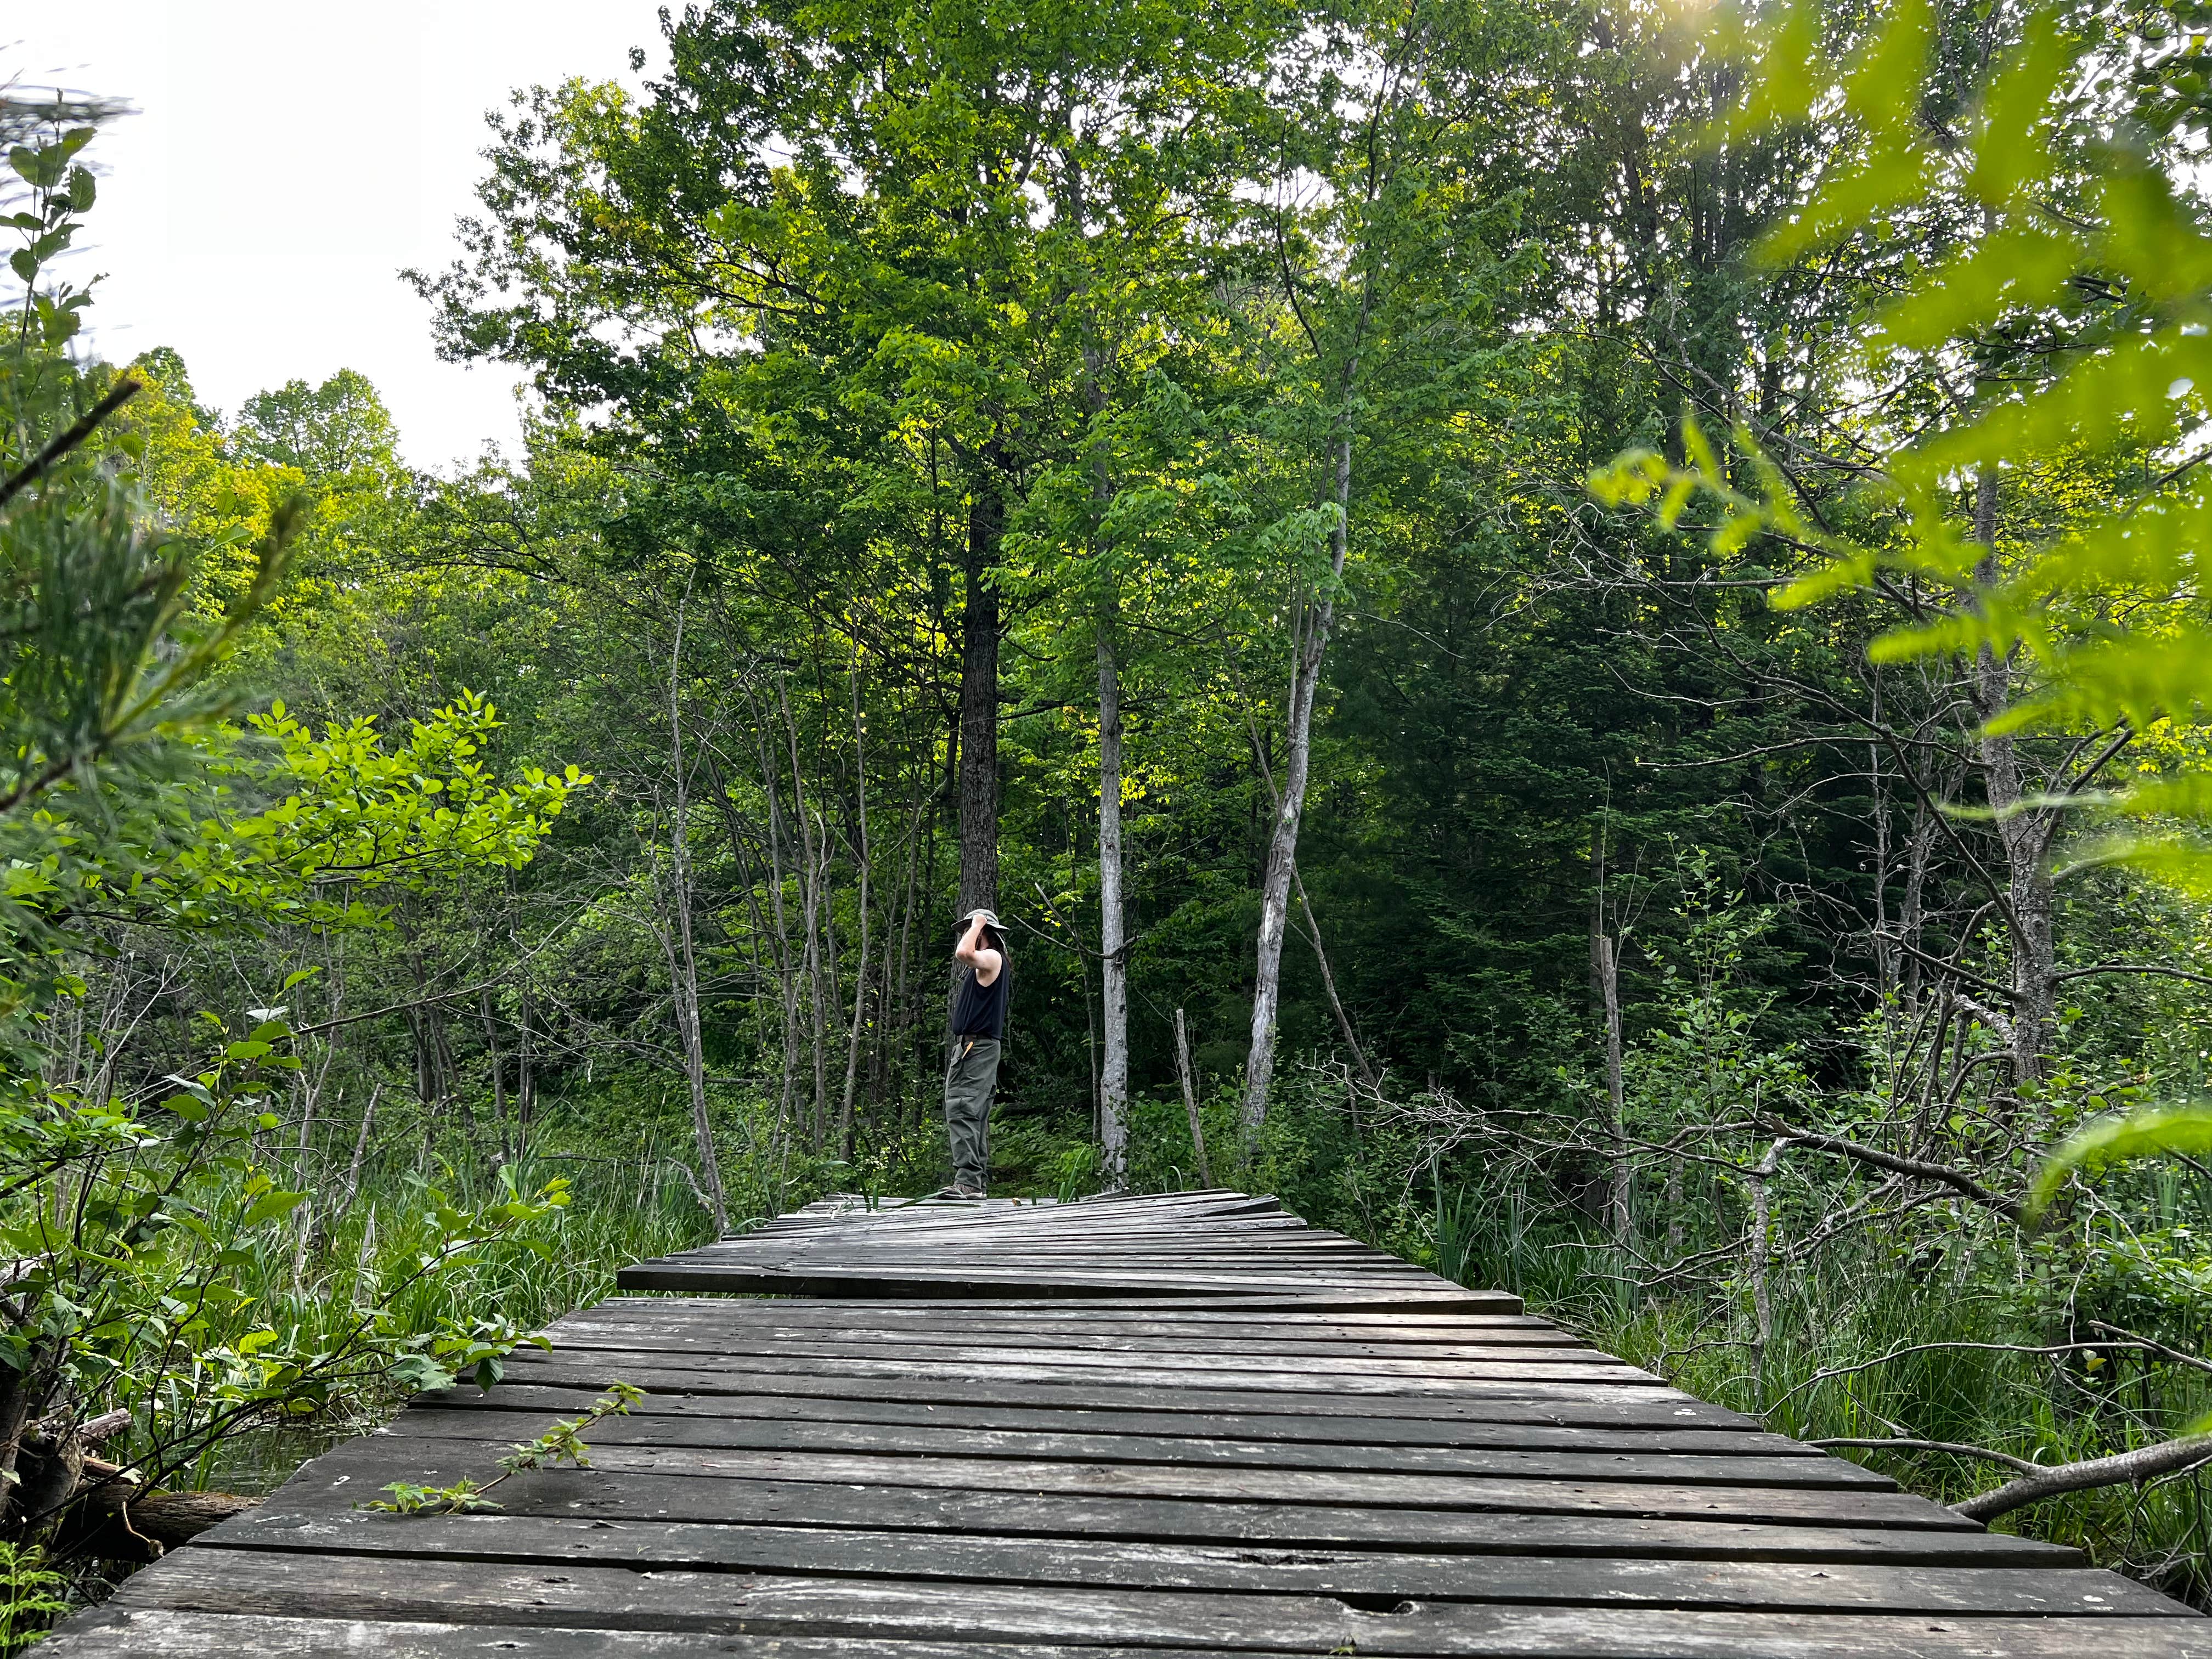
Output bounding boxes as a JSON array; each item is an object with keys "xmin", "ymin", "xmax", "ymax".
[{"xmin": 10, "ymin": 3, "xmax": 670, "ymax": 469}]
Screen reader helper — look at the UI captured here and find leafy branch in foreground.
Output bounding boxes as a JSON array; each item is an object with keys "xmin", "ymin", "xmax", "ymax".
[
  {"xmin": 363, "ymin": 1382, "xmax": 645, "ymax": 1515},
  {"xmin": 2027, "ymin": 1106, "xmax": 2212, "ymax": 1220},
  {"xmin": 1590, "ymin": 0, "xmax": 2212, "ymax": 1524}
]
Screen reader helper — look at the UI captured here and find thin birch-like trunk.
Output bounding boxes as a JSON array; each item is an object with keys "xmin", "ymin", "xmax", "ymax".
[
  {"xmin": 289, "ymin": 1085, "xmax": 323, "ymax": 1288},
  {"xmin": 1747, "ymin": 1137, "xmax": 1787, "ymax": 1378},
  {"xmin": 1969, "ymin": 466, "xmax": 2053, "ymax": 1093},
  {"xmin": 1174, "ymin": 1008, "xmax": 1212, "ymax": 1188},
  {"xmin": 751, "ymin": 706, "xmax": 801, "ymax": 1164},
  {"xmin": 1097, "ymin": 618, "xmax": 1128, "ymax": 1184},
  {"xmin": 1957, "ymin": 218, "xmax": 2052, "ymax": 1085},
  {"xmin": 480, "ymin": 987, "xmax": 509, "ymax": 1164},
  {"xmin": 1069, "ymin": 267, "xmax": 1131, "ymax": 1186},
  {"xmin": 1590, "ymin": 837, "xmax": 1630, "ymax": 1246},
  {"xmin": 338, "ymin": 1084, "xmax": 380, "ymax": 1223},
  {"xmin": 1241, "ymin": 427, "xmax": 1353, "ymax": 1135},
  {"xmin": 516, "ymin": 979, "xmax": 534, "ymax": 1162},
  {"xmin": 666, "ymin": 599, "xmax": 729, "ymax": 1234},
  {"xmin": 783, "ymin": 682, "xmax": 831, "ymax": 1148},
  {"xmin": 1869, "ymin": 676, "xmax": 1892, "ymax": 999},
  {"xmin": 838, "ymin": 672, "xmax": 873, "ymax": 1160},
  {"xmin": 817, "ymin": 811, "xmax": 844, "ymax": 1079}
]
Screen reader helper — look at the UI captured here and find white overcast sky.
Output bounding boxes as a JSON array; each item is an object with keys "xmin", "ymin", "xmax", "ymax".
[{"xmin": 10, "ymin": 3, "xmax": 671, "ymax": 469}]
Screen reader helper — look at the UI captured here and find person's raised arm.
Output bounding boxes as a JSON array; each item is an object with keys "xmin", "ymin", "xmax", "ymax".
[{"xmin": 954, "ymin": 913, "xmax": 1002, "ymax": 986}]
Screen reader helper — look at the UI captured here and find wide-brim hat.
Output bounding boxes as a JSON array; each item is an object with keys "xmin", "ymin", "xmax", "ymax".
[{"xmin": 960, "ymin": 908, "xmax": 1005, "ymax": 933}]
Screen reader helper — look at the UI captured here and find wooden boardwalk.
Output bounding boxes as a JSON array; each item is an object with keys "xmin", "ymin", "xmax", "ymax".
[{"xmin": 46, "ymin": 1188, "xmax": 2210, "ymax": 1656}]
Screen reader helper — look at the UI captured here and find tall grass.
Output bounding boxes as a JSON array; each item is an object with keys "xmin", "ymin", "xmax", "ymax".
[{"xmin": 196, "ymin": 1126, "xmax": 716, "ymax": 1495}]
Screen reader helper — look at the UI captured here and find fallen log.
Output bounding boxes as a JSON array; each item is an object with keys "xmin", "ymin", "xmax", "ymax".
[
  {"xmin": 55, "ymin": 1459, "xmax": 259, "ymax": 1560},
  {"xmin": 1952, "ymin": 1432, "xmax": 2212, "ymax": 1521}
]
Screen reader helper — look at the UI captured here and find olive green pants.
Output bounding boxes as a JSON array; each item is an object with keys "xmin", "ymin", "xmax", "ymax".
[{"xmin": 943, "ymin": 1035, "xmax": 1001, "ymax": 1192}]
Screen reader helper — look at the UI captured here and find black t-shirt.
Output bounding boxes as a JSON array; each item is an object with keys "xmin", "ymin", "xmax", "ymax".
[{"xmin": 951, "ymin": 958, "xmax": 1010, "ymax": 1039}]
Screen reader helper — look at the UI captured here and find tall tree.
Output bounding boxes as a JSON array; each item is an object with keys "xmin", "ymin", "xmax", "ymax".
[{"xmin": 1229, "ymin": 0, "xmax": 1537, "ymax": 1131}]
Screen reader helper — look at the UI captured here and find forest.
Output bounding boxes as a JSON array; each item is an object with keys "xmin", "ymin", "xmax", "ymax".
[{"xmin": 9, "ymin": 0, "xmax": 2212, "ymax": 1629}]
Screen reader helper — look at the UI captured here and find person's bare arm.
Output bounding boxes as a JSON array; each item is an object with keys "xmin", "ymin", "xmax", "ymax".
[{"xmin": 954, "ymin": 915, "xmax": 1003, "ymax": 986}]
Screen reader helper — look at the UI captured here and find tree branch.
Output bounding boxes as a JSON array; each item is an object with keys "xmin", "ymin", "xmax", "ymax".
[
  {"xmin": 0, "ymin": 379, "xmax": 142, "ymax": 507},
  {"xmin": 1953, "ymin": 1435, "xmax": 2212, "ymax": 1522},
  {"xmin": 2054, "ymin": 963, "xmax": 2212, "ymax": 989},
  {"xmin": 1777, "ymin": 1129, "xmax": 2025, "ymax": 1222}
]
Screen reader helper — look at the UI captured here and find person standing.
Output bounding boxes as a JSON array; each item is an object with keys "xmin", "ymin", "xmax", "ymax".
[{"xmin": 942, "ymin": 909, "xmax": 1010, "ymax": 1199}]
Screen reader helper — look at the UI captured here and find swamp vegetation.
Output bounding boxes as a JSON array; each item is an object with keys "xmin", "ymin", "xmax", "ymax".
[{"xmin": 12, "ymin": 0, "xmax": 2212, "ymax": 1628}]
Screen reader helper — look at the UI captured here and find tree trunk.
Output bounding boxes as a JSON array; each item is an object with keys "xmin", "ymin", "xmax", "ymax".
[
  {"xmin": 1175, "ymin": 1007, "xmax": 1212, "ymax": 1188},
  {"xmin": 782, "ymin": 682, "xmax": 831, "ymax": 1149},
  {"xmin": 289, "ymin": 1082, "xmax": 322, "ymax": 1288},
  {"xmin": 1869, "ymin": 678, "xmax": 1893, "ymax": 999},
  {"xmin": 1970, "ymin": 465, "xmax": 2053, "ymax": 1092},
  {"xmin": 839, "ymin": 672, "xmax": 873, "ymax": 1161},
  {"xmin": 1240, "ymin": 429, "xmax": 1351, "ymax": 1135},
  {"xmin": 1590, "ymin": 837, "xmax": 1630, "ymax": 1246},
  {"xmin": 479, "ymin": 988, "xmax": 509, "ymax": 1164},
  {"xmin": 958, "ymin": 481, "xmax": 1003, "ymax": 919},
  {"xmin": 750, "ymin": 713, "xmax": 802, "ymax": 1166},
  {"xmin": 515, "ymin": 981, "xmax": 534, "ymax": 1160},
  {"xmin": 1071, "ymin": 270, "xmax": 1130, "ymax": 1185},
  {"xmin": 1746, "ymin": 1138, "xmax": 1785, "ymax": 1378},
  {"xmin": 1899, "ymin": 793, "xmax": 1934, "ymax": 1006},
  {"xmin": 1097, "ymin": 619, "xmax": 1129, "ymax": 1185},
  {"xmin": 667, "ymin": 600, "xmax": 729, "ymax": 1234},
  {"xmin": 338, "ymin": 1084, "xmax": 380, "ymax": 1223}
]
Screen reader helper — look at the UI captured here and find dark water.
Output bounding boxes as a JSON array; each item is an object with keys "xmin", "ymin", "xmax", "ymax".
[{"xmin": 198, "ymin": 1403, "xmax": 397, "ymax": 1497}]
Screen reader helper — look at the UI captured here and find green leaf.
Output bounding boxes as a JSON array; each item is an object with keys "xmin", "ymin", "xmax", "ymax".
[
  {"xmin": 2027, "ymin": 1108, "xmax": 2212, "ymax": 1218},
  {"xmin": 1967, "ymin": 14, "xmax": 2070, "ymax": 205},
  {"xmin": 240, "ymin": 1189, "xmax": 308, "ymax": 1228}
]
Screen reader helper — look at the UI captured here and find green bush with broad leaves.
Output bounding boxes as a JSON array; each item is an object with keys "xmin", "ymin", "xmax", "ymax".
[{"xmin": 0, "ymin": 1012, "xmax": 574, "ymax": 1521}]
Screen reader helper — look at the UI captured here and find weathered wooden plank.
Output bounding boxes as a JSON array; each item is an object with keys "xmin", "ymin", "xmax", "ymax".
[
  {"xmin": 479, "ymin": 1356, "xmax": 1771, "ymax": 1427},
  {"xmin": 20, "ymin": 1607, "xmax": 1310, "ymax": 1659},
  {"xmin": 70, "ymin": 1604, "xmax": 2210, "ymax": 1659},
  {"xmin": 495, "ymin": 1346, "xmax": 1669, "ymax": 1395},
  {"xmin": 614, "ymin": 1283, "xmax": 1513, "ymax": 1318},
  {"xmin": 196, "ymin": 1510, "xmax": 2155, "ymax": 1615},
  {"xmin": 264, "ymin": 1455, "xmax": 2072, "ymax": 1564},
  {"xmin": 540, "ymin": 1327, "xmax": 1602, "ymax": 1361},
  {"xmin": 102, "ymin": 1550, "xmax": 2212, "ymax": 1655},
  {"xmin": 365, "ymin": 1443, "xmax": 1953, "ymax": 1524},
  {"xmin": 695, "ymin": 1255, "xmax": 1417, "ymax": 1276},
  {"xmin": 281, "ymin": 1438, "xmax": 1971, "ymax": 1530},
  {"xmin": 414, "ymin": 1383, "xmax": 1814, "ymax": 1456},
  {"xmin": 546, "ymin": 1314, "xmax": 1600, "ymax": 1356},
  {"xmin": 530, "ymin": 1334, "xmax": 1652, "ymax": 1381},
  {"xmin": 616, "ymin": 1193, "xmax": 1509, "ymax": 1307},
  {"xmin": 549, "ymin": 1318, "xmax": 1587, "ymax": 1353},
  {"xmin": 542, "ymin": 1310, "xmax": 1606, "ymax": 1355},
  {"xmin": 375, "ymin": 1407, "xmax": 1895, "ymax": 1488}
]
